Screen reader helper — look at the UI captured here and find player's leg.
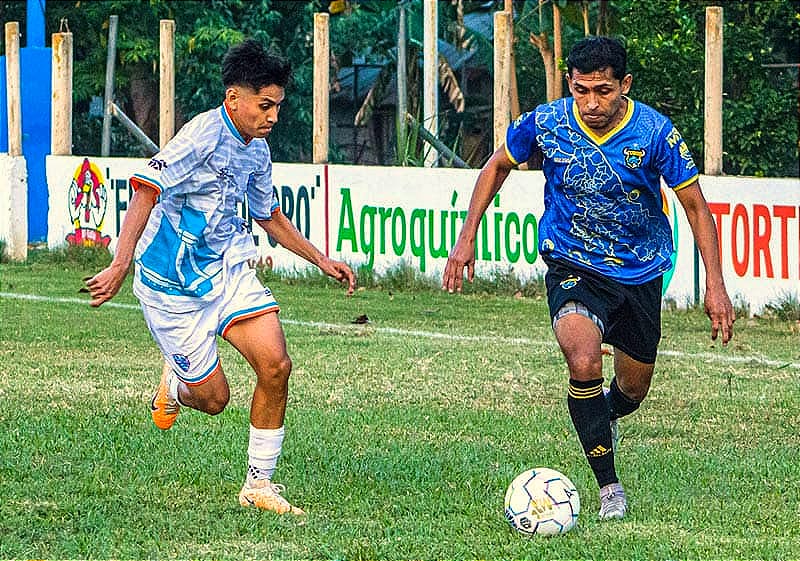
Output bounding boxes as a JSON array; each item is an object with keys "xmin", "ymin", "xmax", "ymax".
[
  {"xmin": 545, "ymin": 260, "xmax": 623, "ymax": 519},
  {"xmin": 598, "ymin": 274, "xmax": 663, "ymax": 520},
  {"xmin": 553, "ymin": 307, "xmax": 618, "ymax": 490},
  {"xmin": 214, "ymin": 261, "xmax": 302, "ymax": 514},
  {"xmin": 604, "ymin": 273, "xmax": 662, "ymax": 425},
  {"xmin": 143, "ymin": 302, "xmax": 231, "ymax": 429},
  {"xmin": 607, "ymin": 349, "xmax": 653, "ymax": 419},
  {"xmin": 225, "ymin": 311, "xmax": 303, "ymax": 515}
]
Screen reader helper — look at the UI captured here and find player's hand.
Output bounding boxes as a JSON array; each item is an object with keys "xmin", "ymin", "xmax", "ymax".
[
  {"xmin": 320, "ymin": 258, "xmax": 356, "ymax": 296},
  {"xmin": 84, "ymin": 263, "xmax": 129, "ymax": 307},
  {"xmin": 704, "ymin": 285, "xmax": 735, "ymax": 345},
  {"xmin": 442, "ymin": 239, "xmax": 476, "ymax": 294}
]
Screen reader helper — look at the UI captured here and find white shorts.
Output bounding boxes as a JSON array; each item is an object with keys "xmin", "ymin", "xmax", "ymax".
[{"xmin": 141, "ymin": 260, "xmax": 279, "ymax": 385}]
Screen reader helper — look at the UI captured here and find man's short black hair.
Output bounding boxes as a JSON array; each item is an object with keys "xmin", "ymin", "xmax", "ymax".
[
  {"xmin": 222, "ymin": 39, "xmax": 292, "ymax": 90},
  {"xmin": 566, "ymin": 36, "xmax": 627, "ymax": 81}
]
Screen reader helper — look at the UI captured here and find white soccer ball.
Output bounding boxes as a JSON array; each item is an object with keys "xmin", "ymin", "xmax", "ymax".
[{"xmin": 503, "ymin": 467, "xmax": 580, "ymax": 536}]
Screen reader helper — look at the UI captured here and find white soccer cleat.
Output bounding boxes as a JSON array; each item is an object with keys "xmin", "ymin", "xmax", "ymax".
[
  {"xmin": 238, "ymin": 479, "xmax": 305, "ymax": 515},
  {"xmin": 598, "ymin": 482, "xmax": 627, "ymax": 520}
]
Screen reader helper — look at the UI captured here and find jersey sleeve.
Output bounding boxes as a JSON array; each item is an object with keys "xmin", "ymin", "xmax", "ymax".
[
  {"xmin": 129, "ymin": 117, "xmax": 211, "ymax": 196},
  {"xmin": 246, "ymin": 144, "xmax": 280, "ymax": 220},
  {"xmin": 654, "ymin": 120, "xmax": 700, "ymax": 191},
  {"xmin": 505, "ymin": 110, "xmax": 538, "ymax": 166}
]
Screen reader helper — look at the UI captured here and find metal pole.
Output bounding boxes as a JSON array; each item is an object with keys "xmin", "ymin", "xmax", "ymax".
[
  {"xmin": 407, "ymin": 114, "xmax": 470, "ymax": 169},
  {"xmin": 397, "ymin": 3, "xmax": 408, "ymax": 164},
  {"xmin": 111, "ymin": 102, "xmax": 159, "ymax": 155},
  {"xmin": 423, "ymin": 0, "xmax": 438, "ymax": 167},
  {"xmin": 101, "ymin": 15, "xmax": 119, "ymax": 157}
]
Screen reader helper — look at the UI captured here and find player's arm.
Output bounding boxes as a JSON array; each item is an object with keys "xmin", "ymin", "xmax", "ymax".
[
  {"xmin": 85, "ymin": 185, "xmax": 158, "ymax": 307},
  {"xmin": 442, "ymin": 145, "xmax": 516, "ymax": 293},
  {"xmin": 674, "ymin": 181, "xmax": 735, "ymax": 344},
  {"xmin": 255, "ymin": 211, "xmax": 355, "ymax": 295}
]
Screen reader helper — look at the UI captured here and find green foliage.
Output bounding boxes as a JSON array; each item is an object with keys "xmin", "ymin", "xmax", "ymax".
[
  {"xmin": 21, "ymin": 0, "xmax": 797, "ymax": 175},
  {"xmin": 615, "ymin": 0, "xmax": 799, "ymax": 177},
  {"xmin": 26, "ymin": 244, "xmax": 113, "ymax": 268},
  {"xmin": 762, "ymin": 292, "xmax": 800, "ymax": 322}
]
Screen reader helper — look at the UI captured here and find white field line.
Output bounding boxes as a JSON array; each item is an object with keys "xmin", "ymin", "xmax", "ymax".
[{"xmin": 2, "ymin": 291, "xmax": 798, "ymax": 370}]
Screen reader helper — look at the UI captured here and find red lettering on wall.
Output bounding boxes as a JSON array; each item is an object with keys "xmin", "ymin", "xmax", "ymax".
[
  {"xmin": 707, "ymin": 202, "xmax": 730, "ymax": 266},
  {"xmin": 752, "ymin": 204, "xmax": 774, "ymax": 278},
  {"xmin": 731, "ymin": 204, "xmax": 749, "ymax": 277},
  {"xmin": 772, "ymin": 205, "xmax": 797, "ymax": 279}
]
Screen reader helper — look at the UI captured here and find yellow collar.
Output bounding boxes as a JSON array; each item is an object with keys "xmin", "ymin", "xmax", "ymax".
[{"xmin": 572, "ymin": 96, "xmax": 634, "ymax": 145}]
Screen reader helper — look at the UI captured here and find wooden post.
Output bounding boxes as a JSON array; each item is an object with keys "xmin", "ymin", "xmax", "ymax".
[
  {"xmin": 493, "ymin": 11, "xmax": 511, "ymax": 150},
  {"xmin": 159, "ymin": 20, "xmax": 175, "ymax": 148},
  {"xmin": 5, "ymin": 22, "xmax": 22, "ymax": 156},
  {"xmin": 51, "ymin": 31, "xmax": 73, "ymax": 155},
  {"xmin": 313, "ymin": 13, "xmax": 330, "ymax": 164},
  {"xmin": 704, "ymin": 6, "xmax": 723, "ymax": 175},
  {"xmin": 553, "ymin": 4, "xmax": 563, "ymax": 100},
  {"xmin": 423, "ymin": 0, "xmax": 438, "ymax": 167},
  {"xmin": 2, "ymin": 22, "xmax": 26, "ymax": 261}
]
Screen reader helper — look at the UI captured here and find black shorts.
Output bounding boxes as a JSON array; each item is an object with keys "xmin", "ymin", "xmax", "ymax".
[{"xmin": 544, "ymin": 258, "xmax": 663, "ymax": 364}]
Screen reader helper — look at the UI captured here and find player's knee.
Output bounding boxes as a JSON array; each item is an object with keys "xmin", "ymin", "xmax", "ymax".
[
  {"xmin": 619, "ymin": 379, "xmax": 649, "ymax": 402},
  {"xmin": 203, "ymin": 388, "xmax": 230, "ymax": 415},
  {"xmin": 565, "ymin": 353, "xmax": 602, "ymax": 380},
  {"xmin": 258, "ymin": 354, "xmax": 292, "ymax": 386}
]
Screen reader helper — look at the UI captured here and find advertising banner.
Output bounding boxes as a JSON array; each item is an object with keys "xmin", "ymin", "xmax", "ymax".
[{"xmin": 45, "ymin": 156, "xmax": 799, "ymax": 313}]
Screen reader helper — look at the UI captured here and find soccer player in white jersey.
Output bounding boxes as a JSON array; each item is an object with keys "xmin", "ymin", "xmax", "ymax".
[
  {"xmin": 86, "ymin": 39, "xmax": 355, "ymax": 515},
  {"xmin": 442, "ymin": 37, "xmax": 735, "ymax": 520}
]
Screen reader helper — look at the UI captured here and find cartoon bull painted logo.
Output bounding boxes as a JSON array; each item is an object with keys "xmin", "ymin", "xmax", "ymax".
[{"xmin": 67, "ymin": 158, "xmax": 111, "ymax": 247}]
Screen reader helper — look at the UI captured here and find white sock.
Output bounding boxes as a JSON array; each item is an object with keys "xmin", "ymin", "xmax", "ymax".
[
  {"xmin": 165, "ymin": 367, "xmax": 188, "ymax": 406},
  {"xmin": 247, "ymin": 425, "xmax": 285, "ymax": 483}
]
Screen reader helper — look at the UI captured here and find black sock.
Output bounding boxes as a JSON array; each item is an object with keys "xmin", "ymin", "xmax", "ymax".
[
  {"xmin": 567, "ymin": 378, "xmax": 617, "ymax": 487},
  {"xmin": 606, "ymin": 376, "xmax": 641, "ymax": 421}
]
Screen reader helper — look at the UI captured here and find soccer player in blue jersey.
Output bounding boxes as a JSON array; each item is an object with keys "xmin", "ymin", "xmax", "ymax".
[
  {"xmin": 442, "ymin": 37, "xmax": 735, "ymax": 520},
  {"xmin": 85, "ymin": 39, "xmax": 355, "ymax": 515}
]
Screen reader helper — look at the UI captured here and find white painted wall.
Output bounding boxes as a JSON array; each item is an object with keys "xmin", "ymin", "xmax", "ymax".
[
  {"xmin": 44, "ymin": 156, "xmax": 800, "ymax": 313},
  {"xmin": 0, "ymin": 153, "xmax": 28, "ymax": 261}
]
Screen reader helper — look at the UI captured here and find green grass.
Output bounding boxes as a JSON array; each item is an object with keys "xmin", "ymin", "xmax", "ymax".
[{"xmin": 0, "ymin": 259, "xmax": 798, "ymax": 560}]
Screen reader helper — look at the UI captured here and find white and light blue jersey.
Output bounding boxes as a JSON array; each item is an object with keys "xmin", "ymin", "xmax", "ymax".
[
  {"xmin": 506, "ymin": 96, "xmax": 699, "ymax": 284},
  {"xmin": 130, "ymin": 104, "xmax": 279, "ymax": 312}
]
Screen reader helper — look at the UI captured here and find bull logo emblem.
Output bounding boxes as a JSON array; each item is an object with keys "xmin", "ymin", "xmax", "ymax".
[{"xmin": 67, "ymin": 158, "xmax": 111, "ymax": 247}]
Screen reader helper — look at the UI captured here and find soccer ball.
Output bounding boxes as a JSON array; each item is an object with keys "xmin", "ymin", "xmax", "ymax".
[{"xmin": 503, "ymin": 467, "xmax": 580, "ymax": 536}]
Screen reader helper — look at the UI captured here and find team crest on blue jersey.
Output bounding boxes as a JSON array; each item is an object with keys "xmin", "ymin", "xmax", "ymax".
[
  {"xmin": 623, "ymin": 147, "xmax": 645, "ymax": 169},
  {"xmin": 560, "ymin": 276, "xmax": 581, "ymax": 290},
  {"xmin": 172, "ymin": 353, "xmax": 191, "ymax": 372}
]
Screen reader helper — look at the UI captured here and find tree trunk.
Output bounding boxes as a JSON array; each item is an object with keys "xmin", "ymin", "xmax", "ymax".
[
  {"xmin": 581, "ymin": 1, "xmax": 590, "ymax": 36},
  {"xmin": 129, "ymin": 62, "xmax": 158, "ymax": 144},
  {"xmin": 597, "ymin": 0, "xmax": 608, "ymax": 35},
  {"xmin": 530, "ymin": 32, "xmax": 555, "ymax": 102},
  {"xmin": 505, "ymin": 0, "xmax": 520, "ymax": 118}
]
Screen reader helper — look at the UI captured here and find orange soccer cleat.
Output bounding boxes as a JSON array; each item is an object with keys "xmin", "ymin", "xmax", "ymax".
[{"xmin": 150, "ymin": 361, "xmax": 180, "ymax": 430}]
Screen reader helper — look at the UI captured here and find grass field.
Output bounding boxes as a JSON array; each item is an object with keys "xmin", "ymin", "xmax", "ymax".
[{"xmin": 1, "ymin": 257, "xmax": 798, "ymax": 560}]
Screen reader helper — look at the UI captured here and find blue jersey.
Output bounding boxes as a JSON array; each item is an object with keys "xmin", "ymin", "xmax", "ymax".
[
  {"xmin": 129, "ymin": 104, "xmax": 279, "ymax": 312},
  {"xmin": 506, "ymin": 96, "xmax": 699, "ymax": 284}
]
